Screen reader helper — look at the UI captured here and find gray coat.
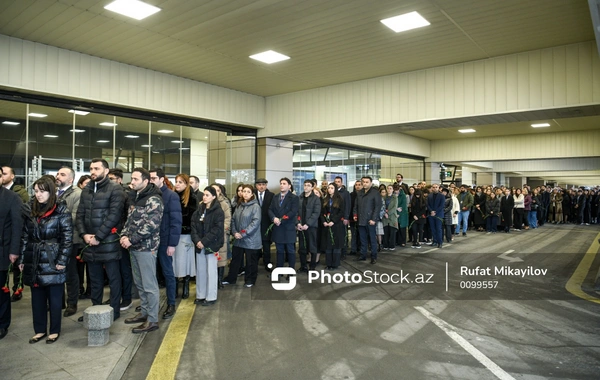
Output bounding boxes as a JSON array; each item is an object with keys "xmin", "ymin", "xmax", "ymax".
[
  {"xmin": 297, "ymin": 192, "xmax": 321, "ymax": 228},
  {"xmin": 231, "ymin": 199, "xmax": 262, "ymax": 250},
  {"xmin": 59, "ymin": 185, "xmax": 82, "ymax": 245},
  {"xmin": 354, "ymin": 186, "xmax": 382, "ymax": 226}
]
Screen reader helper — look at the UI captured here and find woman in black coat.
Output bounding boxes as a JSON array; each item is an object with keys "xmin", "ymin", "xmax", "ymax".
[
  {"xmin": 191, "ymin": 186, "xmax": 224, "ymax": 306},
  {"xmin": 410, "ymin": 189, "xmax": 427, "ymax": 248},
  {"xmin": 320, "ymin": 184, "xmax": 345, "ymax": 270},
  {"xmin": 500, "ymin": 188, "xmax": 514, "ymax": 233},
  {"xmin": 20, "ymin": 176, "xmax": 72, "ymax": 344},
  {"xmin": 473, "ymin": 187, "xmax": 487, "ymax": 231}
]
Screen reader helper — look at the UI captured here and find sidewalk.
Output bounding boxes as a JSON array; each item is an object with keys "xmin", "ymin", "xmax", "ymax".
[{"xmin": 2, "ymin": 288, "xmax": 164, "ymax": 380}]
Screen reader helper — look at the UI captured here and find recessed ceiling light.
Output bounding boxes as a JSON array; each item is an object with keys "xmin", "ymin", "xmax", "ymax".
[
  {"xmin": 249, "ymin": 50, "xmax": 290, "ymax": 64},
  {"xmin": 157, "ymin": 129, "xmax": 174, "ymax": 134},
  {"xmin": 204, "ymin": 136, "xmax": 208, "ymax": 139},
  {"xmin": 70, "ymin": 129, "xmax": 86, "ymax": 133},
  {"xmin": 141, "ymin": 144, "xmax": 153, "ymax": 148},
  {"xmin": 381, "ymin": 11, "xmax": 430, "ymax": 33},
  {"xmin": 458, "ymin": 129, "xmax": 476, "ymax": 133},
  {"xmin": 28, "ymin": 113, "xmax": 47, "ymax": 118},
  {"xmin": 100, "ymin": 122, "xmax": 118, "ymax": 127},
  {"xmin": 2, "ymin": 121, "xmax": 19, "ymax": 125},
  {"xmin": 44, "ymin": 135, "xmax": 59, "ymax": 138},
  {"xmin": 294, "ymin": 143, "xmax": 307, "ymax": 146},
  {"xmin": 152, "ymin": 151, "xmax": 160, "ymax": 154},
  {"xmin": 531, "ymin": 123, "xmax": 550, "ymax": 128},
  {"xmin": 125, "ymin": 135, "xmax": 139, "ymax": 138},
  {"xmin": 104, "ymin": 0, "xmax": 161, "ymax": 20},
  {"xmin": 172, "ymin": 140, "xmax": 184, "ymax": 144},
  {"xmin": 97, "ymin": 140, "xmax": 110, "ymax": 143},
  {"xmin": 68, "ymin": 110, "xmax": 90, "ymax": 116}
]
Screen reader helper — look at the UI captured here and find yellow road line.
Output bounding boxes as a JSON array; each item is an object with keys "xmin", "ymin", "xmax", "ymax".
[
  {"xmin": 146, "ymin": 284, "xmax": 196, "ymax": 380},
  {"xmin": 565, "ymin": 232, "xmax": 600, "ymax": 304}
]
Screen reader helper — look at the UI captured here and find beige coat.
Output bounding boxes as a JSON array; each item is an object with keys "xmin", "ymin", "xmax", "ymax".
[{"xmin": 217, "ymin": 195, "xmax": 231, "ymax": 268}]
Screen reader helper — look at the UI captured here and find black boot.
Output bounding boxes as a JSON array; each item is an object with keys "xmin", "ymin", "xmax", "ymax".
[
  {"xmin": 182, "ymin": 276, "xmax": 190, "ymax": 299},
  {"xmin": 175, "ymin": 278, "xmax": 180, "ymax": 298},
  {"xmin": 217, "ymin": 267, "xmax": 225, "ymax": 289}
]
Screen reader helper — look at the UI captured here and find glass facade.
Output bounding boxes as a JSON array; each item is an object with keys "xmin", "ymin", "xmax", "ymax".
[
  {"xmin": 0, "ymin": 98, "xmax": 255, "ymax": 196},
  {"xmin": 292, "ymin": 142, "xmax": 424, "ymax": 190}
]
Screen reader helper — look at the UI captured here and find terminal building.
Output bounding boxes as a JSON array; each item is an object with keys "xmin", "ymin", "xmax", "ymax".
[{"xmin": 1, "ymin": 1, "xmax": 599, "ymax": 379}]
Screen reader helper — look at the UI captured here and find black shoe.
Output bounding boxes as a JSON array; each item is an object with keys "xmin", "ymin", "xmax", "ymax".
[
  {"xmin": 298, "ymin": 267, "xmax": 308, "ymax": 273},
  {"xmin": 162, "ymin": 305, "xmax": 176, "ymax": 319},
  {"xmin": 462, "ymin": 232, "xmax": 467, "ymax": 236},
  {"xmin": 370, "ymin": 259, "xmax": 377, "ymax": 264},
  {"xmin": 63, "ymin": 305, "xmax": 77, "ymax": 317},
  {"xmin": 79, "ymin": 292, "xmax": 90, "ymax": 300},
  {"xmin": 438, "ymin": 243, "xmax": 442, "ymax": 248},
  {"xmin": 194, "ymin": 298, "xmax": 206, "ymax": 304},
  {"xmin": 201, "ymin": 300, "xmax": 216, "ymax": 306},
  {"xmin": 120, "ymin": 300, "xmax": 133, "ymax": 311},
  {"xmin": 135, "ymin": 305, "xmax": 142, "ymax": 312},
  {"xmin": 238, "ymin": 268, "xmax": 246, "ymax": 277},
  {"xmin": 11, "ymin": 293, "xmax": 22, "ymax": 302},
  {"xmin": 356, "ymin": 257, "xmax": 366, "ymax": 261},
  {"xmin": 132, "ymin": 322, "xmax": 159, "ymax": 334},
  {"xmin": 102, "ymin": 299, "xmax": 110, "ymax": 305},
  {"xmin": 77, "ymin": 316, "xmax": 84, "ymax": 322},
  {"xmin": 182, "ymin": 276, "xmax": 190, "ymax": 299},
  {"xmin": 125, "ymin": 313, "xmax": 148, "ymax": 324},
  {"xmin": 0, "ymin": 328, "xmax": 7, "ymax": 340},
  {"xmin": 29, "ymin": 333, "xmax": 47, "ymax": 344},
  {"xmin": 46, "ymin": 333, "xmax": 60, "ymax": 344}
]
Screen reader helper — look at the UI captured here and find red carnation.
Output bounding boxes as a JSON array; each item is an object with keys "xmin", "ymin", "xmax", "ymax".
[
  {"xmin": 1, "ymin": 286, "xmax": 9, "ymax": 293},
  {"xmin": 297, "ymin": 216, "xmax": 301, "ymax": 221},
  {"xmin": 241, "ymin": 229, "xmax": 247, "ymax": 234},
  {"xmin": 111, "ymin": 227, "xmax": 118, "ymax": 234},
  {"xmin": 33, "ymin": 283, "xmax": 39, "ymax": 288},
  {"xmin": 282, "ymin": 215, "xmax": 289, "ymax": 220}
]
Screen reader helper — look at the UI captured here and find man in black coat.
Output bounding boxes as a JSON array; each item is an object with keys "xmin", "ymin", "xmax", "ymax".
[
  {"xmin": 297, "ymin": 180, "xmax": 321, "ymax": 271},
  {"xmin": 76, "ymin": 158, "xmax": 126, "ymax": 321},
  {"xmin": 0, "ymin": 176, "xmax": 23, "ymax": 339},
  {"xmin": 353, "ymin": 176, "xmax": 382, "ymax": 264},
  {"xmin": 268, "ymin": 178, "xmax": 299, "ymax": 270},
  {"xmin": 334, "ymin": 176, "xmax": 351, "ymax": 258},
  {"xmin": 255, "ymin": 178, "xmax": 274, "ymax": 270}
]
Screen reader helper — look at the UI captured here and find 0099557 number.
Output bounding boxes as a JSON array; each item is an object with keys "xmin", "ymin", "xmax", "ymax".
[{"xmin": 459, "ymin": 280, "xmax": 498, "ymax": 289}]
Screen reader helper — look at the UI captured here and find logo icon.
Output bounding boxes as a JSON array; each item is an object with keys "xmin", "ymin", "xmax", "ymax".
[{"xmin": 268, "ymin": 264, "xmax": 297, "ymax": 290}]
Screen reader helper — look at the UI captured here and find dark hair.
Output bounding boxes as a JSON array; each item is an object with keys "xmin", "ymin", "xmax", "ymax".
[
  {"xmin": 77, "ymin": 175, "xmax": 91, "ymax": 188},
  {"xmin": 310, "ymin": 179, "xmax": 318, "ymax": 187},
  {"xmin": 151, "ymin": 168, "xmax": 165, "ymax": 179},
  {"xmin": 411, "ymin": 189, "xmax": 426, "ymax": 208},
  {"xmin": 323, "ymin": 183, "xmax": 343, "ymax": 210},
  {"xmin": 2, "ymin": 166, "xmax": 14, "ymax": 176},
  {"xmin": 210, "ymin": 183, "xmax": 228, "ymax": 199},
  {"xmin": 361, "ymin": 176, "xmax": 373, "ymax": 182},
  {"xmin": 190, "ymin": 175, "xmax": 199, "ymax": 183},
  {"xmin": 132, "ymin": 167, "xmax": 150, "ymax": 182},
  {"xmin": 280, "ymin": 177, "xmax": 292, "ymax": 186},
  {"xmin": 241, "ymin": 184, "xmax": 256, "ymax": 203},
  {"xmin": 32, "ymin": 176, "xmax": 57, "ymax": 217},
  {"xmin": 303, "ymin": 179, "xmax": 313, "ymax": 186},
  {"xmin": 334, "ymin": 176, "xmax": 343, "ymax": 182},
  {"xmin": 91, "ymin": 158, "xmax": 109, "ymax": 169},
  {"xmin": 396, "ymin": 173, "xmax": 403, "ymax": 178},
  {"xmin": 108, "ymin": 168, "xmax": 123, "ymax": 179},
  {"xmin": 201, "ymin": 186, "xmax": 218, "ymax": 209}
]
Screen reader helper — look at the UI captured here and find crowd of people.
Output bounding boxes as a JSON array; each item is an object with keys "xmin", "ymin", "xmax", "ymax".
[{"xmin": 0, "ymin": 163, "xmax": 598, "ymax": 344}]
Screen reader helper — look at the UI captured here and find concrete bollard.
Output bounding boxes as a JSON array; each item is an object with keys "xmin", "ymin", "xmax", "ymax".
[{"xmin": 83, "ymin": 305, "xmax": 114, "ymax": 346}]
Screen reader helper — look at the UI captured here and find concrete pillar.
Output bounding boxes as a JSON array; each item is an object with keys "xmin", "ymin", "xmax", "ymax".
[{"xmin": 257, "ymin": 138, "xmax": 294, "ymax": 193}]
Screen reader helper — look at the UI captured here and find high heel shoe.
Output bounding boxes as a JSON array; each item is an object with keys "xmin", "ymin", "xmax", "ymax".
[
  {"xmin": 29, "ymin": 333, "xmax": 47, "ymax": 344},
  {"xmin": 46, "ymin": 333, "xmax": 60, "ymax": 344}
]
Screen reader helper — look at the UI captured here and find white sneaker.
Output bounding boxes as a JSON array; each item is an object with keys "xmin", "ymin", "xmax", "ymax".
[{"xmin": 244, "ymin": 284, "xmax": 253, "ymax": 288}]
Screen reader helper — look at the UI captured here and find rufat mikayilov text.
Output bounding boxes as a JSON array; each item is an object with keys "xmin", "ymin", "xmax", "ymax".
[
  {"xmin": 460, "ymin": 266, "xmax": 548, "ymax": 278},
  {"xmin": 308, "ymin": 270, "xmax": 435, "ymax": 285}
]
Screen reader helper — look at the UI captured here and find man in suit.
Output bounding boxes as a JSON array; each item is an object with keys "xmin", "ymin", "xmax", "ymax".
[
  {"xmin": 427, "ymin": 183, "xmax": 445, "ymax": 249},
  {"xmin": 268, "ymin": 178, "xmax": 299, "ymax": 273},
  {"xmin": 255, "ymin": 178, "xmax": 274, "ymax": 271},
  {"xmin": 0, "ymin": 171, "xmax": 23, "ymax": 339},
  {"xmin": 575, "ymin": 189, "xmax": 586, "ymax": 225},
  {"xmin": 394, "ymin": 173, "xmax": 410, "ymax": 195},
  {"xmin": 56, "ymin": 166, "xmax": 82, "ymax": 317},
  {"xmin": 353, "ymin": 176, "xmax": 382, "ymax": 264},
  {"xmin": 1, "ymin": 166, "xmax": 29, "ymax": 302},
  {"xmin": 334, "ymin": 176, "xmax": 351, "ymax": 258}
]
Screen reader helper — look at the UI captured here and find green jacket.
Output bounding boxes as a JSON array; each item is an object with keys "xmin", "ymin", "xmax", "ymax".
[
  {"xmin": 397, "ymin": 190, "xmax": 409, "ymax": 228},
  {"xmin": 11, "ymin": 184, "xmax": 29, "ymax": 204},
  {"xmin": 382, "ymin": 195, "xmax": 398, "ymax": 228},
  {"xmin": 457, "ymin": 191, "xmax": 474, "ymax": 211}
]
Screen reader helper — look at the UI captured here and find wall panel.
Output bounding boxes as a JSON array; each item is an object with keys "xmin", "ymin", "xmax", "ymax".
[{"xmin": 0, "ymin": 34, "xmax": 264, "ymax": 128}]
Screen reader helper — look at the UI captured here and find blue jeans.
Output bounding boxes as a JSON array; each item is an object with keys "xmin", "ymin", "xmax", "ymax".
[
  {"xmin": 456, "ymin": 210, "xmax": 470, "ymax": 233},
  {"xmin": 358, "ymin": 224, "xmax": 377, "ymax": 259},
  {"xmin": 528, "ymin": 210, "xmax": 538, "ymax": 228},
  {"xmin": 158, "ymin": 245, "xmax": 176, "ymax": 306},
  {"xmin": 275, "ymin": 243, "xmax": 296, "ymax": 269},
  {"xmin": 486, "ymin": 215, "xmax": 498, "ymax": 232}
]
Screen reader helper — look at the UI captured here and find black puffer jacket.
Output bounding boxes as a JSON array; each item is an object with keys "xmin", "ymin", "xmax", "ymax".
[
  {"xmin": 191, "ymin": 201, "xmax": 224, "ymax": 254},
  {"xmin": 20, "ymin": 201, "xmax": 72, "ymax": 287},
  {"xmin": 76, "ymin": 175, "xmax": 126, "ymax": 262}
]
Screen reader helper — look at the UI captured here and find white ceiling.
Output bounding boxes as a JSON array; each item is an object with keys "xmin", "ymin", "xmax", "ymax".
[{"xmin": 0, "ymin": 0, "xmax": 598, "ymax": 184}]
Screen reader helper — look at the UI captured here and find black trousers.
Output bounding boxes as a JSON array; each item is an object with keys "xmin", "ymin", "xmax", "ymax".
[
  {"xmin": 443, "ymin": 223, "xmax": 453, "ymax": 243},
  {"xmin": 77, "ymin": 257, "xmax": 92, "ymax": 294},
  {"xmin": 88, "ymin": 260, "xmax": 121, "ymax": 319},
  {"xmin": 119, "ymin": 249, "xmax": 133, "ymax": 302},
  {"xmin": 411, "ymin": 223, "xmax": 424, "ymax": 244},
  {"xmin": 31, "ymin": 284, "xmax": 63, "ymax": 335},
  {"xmin": 514, "ymin": 209, "xmax": 524, "ymax": 229},
  {"xmin": 261, "ymin": 239, "xmax": 272, "ymax": 267},
  {"xmin": 396, "ymin": 227, "xmax": 406, "ymax": 246},
  {"xmin": 298, "ymin": 227, "xmax": 318, "ymax": 269},
  {"xmin": 0, "ymin": 270, "xmax": 11, "ymax": 329},
  {"xmin": 65, "ymin": 243, "xmax": 81, "ymax": 306},
  {"xmin": 226, "ymin": 246, "xmax": 260, "ymax": 285},
  {"xmin": 383, "ymin": 226, "xmax": 397, "ymax": 249}
]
